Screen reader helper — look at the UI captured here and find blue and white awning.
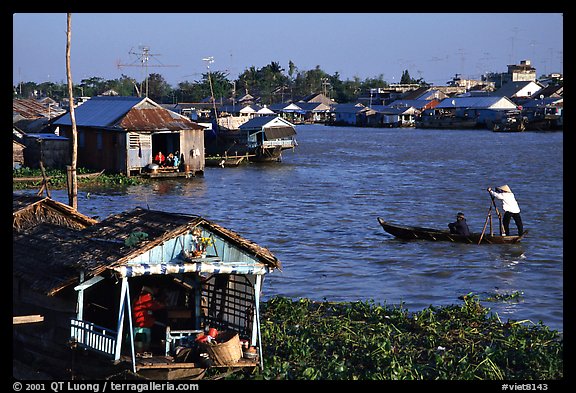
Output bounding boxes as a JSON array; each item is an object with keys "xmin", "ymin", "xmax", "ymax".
[{"xmin": 113, "ymin": 260, "xmax": 271, "ymax": 277}]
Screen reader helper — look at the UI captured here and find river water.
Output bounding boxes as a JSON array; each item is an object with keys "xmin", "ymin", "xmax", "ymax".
[{"xmin": 17, "ymin": 125, "xmax": 564, "ymax": 332}]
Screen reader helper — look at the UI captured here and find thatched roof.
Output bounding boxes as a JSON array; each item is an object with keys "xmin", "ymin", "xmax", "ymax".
[
  {"xmin": 13, "ymin": 195, "xmax": 99, "ymax": 233},
  {"xmin": 13, "ymin": 207, "xmax": 282, "ymax": 296}
]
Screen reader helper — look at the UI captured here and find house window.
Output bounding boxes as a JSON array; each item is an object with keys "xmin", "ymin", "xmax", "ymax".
[
  {"xmin": 97, "ymin": 132, "xmax": 103, "ymax": 150},
  {"xmin": 129, "ymin": 133, "xmax": 151, "ymax": 149},
  {"xmin": 79, "ymin": 130, "xmax": 85, "ymax": 148}
]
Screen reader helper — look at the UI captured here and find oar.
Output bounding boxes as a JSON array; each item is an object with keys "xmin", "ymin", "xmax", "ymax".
[
  {"xmin": 477, "ymin": 204, "xmax": 492, "ymax": 245},
  {"xmin": 488, "ymin": 189, "xmax": 505, "ymax": 236}
]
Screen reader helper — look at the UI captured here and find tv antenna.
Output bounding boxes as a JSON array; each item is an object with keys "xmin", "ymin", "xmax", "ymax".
[{"xmin": 116, "ymin": 45, "xmax": 179, "ymax": 97}]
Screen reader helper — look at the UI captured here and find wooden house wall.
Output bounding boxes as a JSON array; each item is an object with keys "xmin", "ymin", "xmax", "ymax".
[
  {"xmin": 179, "ymin": 129, "xmax": 205, "ymax": 173},
  {"xmin": 13, "ymin": 279, "xmax": 80, "ymax": 379},
  {"xmin": 60, "ymin": 126, "xmax": 128, "ymax": 174},
  {"xmin": 126, "ymin": 230, "xmax": 257, "ymax": 267},
  {"xmin": 23, "ymin": 137, "xmax": 70, "ymax": 169},
  {"xmin": 61, "ymin": 127, "xmax": 205, "ymax": 175},
  {"xmin": 127, "ymin": 132, "xmax": 153, "ymax": 174},
  {"xmin": 13, "ymin": 141, "xmax": 25, "ymax": 168}
]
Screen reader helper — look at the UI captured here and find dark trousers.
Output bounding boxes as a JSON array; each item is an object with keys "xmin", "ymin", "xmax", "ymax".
[{"xmin": 503, "ymin": 211, "xmax": 523, "ymax": 236}]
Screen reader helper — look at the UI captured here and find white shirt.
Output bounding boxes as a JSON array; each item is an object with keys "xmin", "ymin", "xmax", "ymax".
[{"xmin": 490, "ymin": 190, "xmax": 521, "ymax": 213}]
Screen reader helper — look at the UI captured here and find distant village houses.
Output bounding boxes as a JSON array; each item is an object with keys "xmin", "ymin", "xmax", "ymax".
[{"xmin": 13, "ymin": 59, "xmax": 563, "ymax": 172}]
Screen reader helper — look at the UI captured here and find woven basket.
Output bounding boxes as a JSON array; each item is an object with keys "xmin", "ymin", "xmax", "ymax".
[{"xmin": 204, "ymin": 330, "xmax": 242, "ymax": 366}]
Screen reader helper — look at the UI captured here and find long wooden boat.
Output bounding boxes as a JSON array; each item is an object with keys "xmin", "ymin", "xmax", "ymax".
[
  {"xmin": 377, "ymin": 217, "xmax": 527, "ymax": 244},
  {"xmin": 12, "ymin": 169, "xmax": 105, "ymax": 183},
  {"xmin": 205, "ymin": 154, "xmax": 252, "ymax": 167}
]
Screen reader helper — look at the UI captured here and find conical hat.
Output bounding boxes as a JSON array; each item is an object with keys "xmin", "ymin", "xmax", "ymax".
[{"xmin": 497, "ymin": 184, "xmax": 511, "ymax": 192}]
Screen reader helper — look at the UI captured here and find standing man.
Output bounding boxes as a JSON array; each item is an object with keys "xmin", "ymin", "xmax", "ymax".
[
  {"xmin": 488, "ymin": 185, "xmax": 524, "ymax": 236},
  {"xmin": 133, "ymin": 286, "xmax": 166, "ymax": 353}
]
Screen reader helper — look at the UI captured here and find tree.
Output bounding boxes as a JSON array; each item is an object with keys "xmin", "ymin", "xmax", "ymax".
[
  {"xmin": 288, "ymin": 60, "xmax": 297, "ymax": 79},
  {"xmin": 400, "ymin": 70, "xmax": 412, "ymax": 84},
  {"xmin": 209, "ymin": 71, "xmax": 232, "ymax": 104},
  {"xmin": 146, "ymin": 73, "xmax": 172, "ymax": 102}
]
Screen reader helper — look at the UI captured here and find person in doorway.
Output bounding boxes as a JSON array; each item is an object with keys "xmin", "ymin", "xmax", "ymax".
[
  {"xmin": 173, "ymin": 151, "xmax": 180, "ymax": 168},
  {"xmin": 448, "ymin": 212, "xmax": 471, "ymax": 236},
  {"xmin": 154, "ymin": 151, "xmax": 165, "ymax": 166},
  {"xmin": 166, "ymin": 153, "xmax": 175, "ymax": 167},
  {"xmin": 133, "ymin": 286, "xmax": 166, "ymax": 353},
  {"xmin": 488, "ymin": 184, "xmax": 524, "ymax": 236}
]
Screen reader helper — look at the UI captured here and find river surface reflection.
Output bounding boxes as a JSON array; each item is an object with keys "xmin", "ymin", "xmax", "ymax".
[{"xmin": 20, "ymin": 125, "xmax": 563, "ymax": 332}]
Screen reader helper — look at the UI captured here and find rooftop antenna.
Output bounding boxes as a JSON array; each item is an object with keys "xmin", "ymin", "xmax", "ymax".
[
  {"xmin": 203, "ymin": 56, "xmax": 218, "ymax": 119},
  {"xmin": 117, "ymin": 45, "xmax": 179, "ymax": 97},
  {"xmin": 455, "ymin": 48, "xmax": 467, "ymax": 78},
  {"xmin": 509, "ymin": 27, "xmax": 520, "ymax": 64}
]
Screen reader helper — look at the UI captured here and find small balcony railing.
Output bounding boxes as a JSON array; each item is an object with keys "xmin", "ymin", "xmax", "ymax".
[{"xmin": 70, "ymin": 318, "xmax": 117, "ymax": 358}]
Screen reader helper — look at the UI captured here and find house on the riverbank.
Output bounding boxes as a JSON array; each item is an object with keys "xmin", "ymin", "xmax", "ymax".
[
  {"xmin": 52, "ymin": 96, "xmax": 206, "ymax": 177},
  {"xmin": 13, "ymin": 199, "xmax": 282, "ymax": 379},
  {"xmin": 416, "ymin": 96, "xmax": 519, "ymax": 129}
]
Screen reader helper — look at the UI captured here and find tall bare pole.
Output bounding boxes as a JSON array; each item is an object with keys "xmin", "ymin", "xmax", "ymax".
[{"xmin": 66, "ymin": 13, "xmax": 78, "ymax": 209}]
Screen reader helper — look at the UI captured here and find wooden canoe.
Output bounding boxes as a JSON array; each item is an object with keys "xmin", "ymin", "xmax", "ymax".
[
  {"xmin": 377, "ymin": 217, "xmax": 527, "ymax": 244},
  {"xmin": 13, "ymin": 169, "xmax": 105, "ymax": 183}
]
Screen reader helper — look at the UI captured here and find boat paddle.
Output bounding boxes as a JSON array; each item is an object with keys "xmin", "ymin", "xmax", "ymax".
[
  {"xmin": 477, "ymin": 203, "xmax": 493, "ymax": 245},
  {"xmin": 487, "ymin": 188, "xmax": 506, "ymax": 236}
]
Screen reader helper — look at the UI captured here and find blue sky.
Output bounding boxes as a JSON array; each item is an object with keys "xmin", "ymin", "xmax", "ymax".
[{"xmin": 13, "ymin": 13, "xmax": 563, "ymax": 88}]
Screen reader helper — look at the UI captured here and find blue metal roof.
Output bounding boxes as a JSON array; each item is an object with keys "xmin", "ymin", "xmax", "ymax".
[
  {"xmin": 238, "ymin": 115, "xmax": 281, "ymax": 129},
  {"xmin": 435, "ymin": 96, "xmax": 516, "ymax": 109},
  {"xmin": 24, "ymin": 133, "xmax": 68, "ymax": 141},
  {"xmin": 53, "ymin": 96, "xmax": 144, "ymax": 128},
  {"xmin": 388, "ymin": 99, "xmax": 430, "ymax": 109}
]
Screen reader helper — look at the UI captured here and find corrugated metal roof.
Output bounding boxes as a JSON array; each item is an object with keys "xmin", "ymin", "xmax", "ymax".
[
  {"xmin": 53, "ymin": 96, "xmax": 204, "ymax": 131},
  {"xmin": 387, "ymin": 99, "xmax": 430, "ymax": 109},
  {"xmin": 332, "ymin": 103, "xmax": 368, "ymax": 113},
  {"xmin": 24, "ymin": 133, "xmax": 68, "ymax": 141},
  {"xmin": 119, "ymin": 107, "xmax": 204, "ymax": 131},
  {"xmin": 53, "ymin": 96, "xmax": 144, "ymax": 127},
  {"xmin": 13, "ymin": 98, "xmax": 66, "ymax": 119},
  {"xmin": 264, "ymin": 127, "xmax": 296, "ymax": 139},
  {"xmin": 239, "ymin": 115, "xmax": 290, "ymax": 129},
  {"xmin": 435, "ymin": 96, "xmax": 517, "ymax": 109}
]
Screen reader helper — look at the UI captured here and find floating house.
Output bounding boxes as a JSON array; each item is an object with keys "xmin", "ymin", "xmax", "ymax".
[
  {"xmin": 330, "ymin": 103, "xmax": 369, "ymax": 126},
  {"xmin": 13, "ymin": 198, "xmax": 281, "ymax": 379},
  {"xmin": 52, "ymin": 96, "xmax": 206, "ymax": 177},
  {"xmin": 208, "ymin": 115, "xmax": 297, "ymax": 163},
  {"xmin": 361, "ymin": 105, "xmax": 419, "ymax": 127},
  {"xmin": 20, "ymin": 132, "xmax": 70, "ymax": 170},
  {"xmin": 417, "ymin": 96, "xmax": 519, "ymax": 129},
  {"xmin": 238, "ymin": 116, "xmax": 297, "ymax": 162}
]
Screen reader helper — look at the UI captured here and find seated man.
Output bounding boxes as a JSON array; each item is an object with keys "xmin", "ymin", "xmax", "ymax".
[{"xmin": 448, "ymin": 212, "xmax": 471, "ymax": 236}]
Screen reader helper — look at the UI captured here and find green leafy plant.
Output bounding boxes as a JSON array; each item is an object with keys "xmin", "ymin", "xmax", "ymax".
[{"xmin": 217, "ymin": 296, "xmax": 562, "ymax": 380}]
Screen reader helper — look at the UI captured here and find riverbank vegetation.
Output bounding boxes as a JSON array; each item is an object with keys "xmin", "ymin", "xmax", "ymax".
[
  {"xmin": 213, "ymin": 295, "xmax": 562, "ymax": 380},
  {"xmin": 13, "ymin": 167, "xmax": 145, "ymax": 190}
]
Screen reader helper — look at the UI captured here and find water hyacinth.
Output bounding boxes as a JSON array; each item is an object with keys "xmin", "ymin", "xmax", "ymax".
[{"xmin": 216, "ymin": 295, "xmax": 562, "ymax": 380}]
